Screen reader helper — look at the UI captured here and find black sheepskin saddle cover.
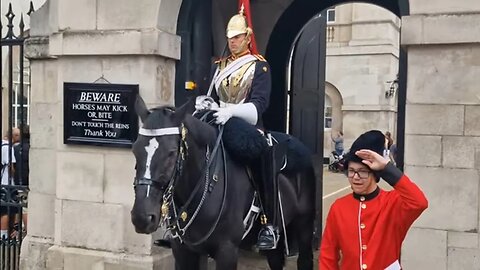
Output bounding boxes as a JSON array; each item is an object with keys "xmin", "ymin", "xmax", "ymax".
[
  {"xmin": 223, "ymin": 117, "xmax": 268, "ymax": 163},
  {"xmin": 222, "ymin": 117, "xmax": 312, "ymax": 173}
]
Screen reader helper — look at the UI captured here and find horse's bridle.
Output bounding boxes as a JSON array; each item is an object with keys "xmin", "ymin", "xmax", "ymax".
[
  {"xmin": 133, "ymin": 116, "xmax": 227, "ymax": 246},
  {"xmin": 133, "ymin": 124, "xmax": 188, "ymax": 198}
]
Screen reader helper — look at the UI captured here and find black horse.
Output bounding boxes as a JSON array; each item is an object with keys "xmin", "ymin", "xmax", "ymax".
[{"xmin": 130, "ymin": 96, "xmax": 316, "ymax": 270}]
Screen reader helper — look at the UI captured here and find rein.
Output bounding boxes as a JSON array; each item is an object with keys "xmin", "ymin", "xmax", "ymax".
[{"xmin": 166, "ymin": 126, "xmax": 223, "ymax": 233}]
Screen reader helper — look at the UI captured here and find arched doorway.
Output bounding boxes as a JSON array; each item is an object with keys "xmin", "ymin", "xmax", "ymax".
[
  {"xmin": 265, "ymin": 0, "xmax": 408, "ymax": 170},
  {"xmin": 266, "ymin": 0, "xmax": 408, "ymax": 246}
]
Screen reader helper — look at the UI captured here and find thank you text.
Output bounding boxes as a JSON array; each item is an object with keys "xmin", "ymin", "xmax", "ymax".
[{"xmin": 64, "ymin": 82, "xmax": 139, "ymax": 147}]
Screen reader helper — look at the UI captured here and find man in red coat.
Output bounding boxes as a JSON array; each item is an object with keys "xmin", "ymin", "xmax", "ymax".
[{"xmin": 319, "ymin": 130, "xmax": 428, "ymax": 270}]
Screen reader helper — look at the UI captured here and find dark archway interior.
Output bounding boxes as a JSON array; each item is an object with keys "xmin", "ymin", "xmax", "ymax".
[{"xmin": 175, "ymin": 0, "xmax": 212, "ymax": 105}]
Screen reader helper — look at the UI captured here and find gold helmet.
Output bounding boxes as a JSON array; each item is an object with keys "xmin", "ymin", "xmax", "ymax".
[{"xmin": 226, "ymin": 7, "xmax": 252, "ymax": 39}]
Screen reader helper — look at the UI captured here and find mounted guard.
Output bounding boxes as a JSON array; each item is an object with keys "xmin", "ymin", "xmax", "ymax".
[{"xmin": 195, "ymin": 5, "xmax": 283, "ymax": 250}]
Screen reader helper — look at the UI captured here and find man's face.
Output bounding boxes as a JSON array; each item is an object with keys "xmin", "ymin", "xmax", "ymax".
[
  {"xmin": 228, "ymin": 33, "xmax": 250, "ymax": 55},
  {"xmin": 346, "ymin": 161, "xmax": 377, "ymax": 195},
  {"xmin": 12, "ymin": 128, "xmax": 20, "ymax": 143}
]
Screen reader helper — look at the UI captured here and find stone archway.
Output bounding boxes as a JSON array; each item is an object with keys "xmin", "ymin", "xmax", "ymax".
[{"xmin": 264, "ymin": 0, "xmax": 408, "ymax": 131}]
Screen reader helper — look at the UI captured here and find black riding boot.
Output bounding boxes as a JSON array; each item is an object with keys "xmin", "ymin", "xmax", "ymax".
[{"xmin": 256, "ymin": 142, "xmax": 287, "ymax": 250}]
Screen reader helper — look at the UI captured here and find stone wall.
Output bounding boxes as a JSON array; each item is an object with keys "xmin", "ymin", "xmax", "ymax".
[
  {"xmin": 21, "ymin": 0, "xmax": 180, "ymax": 269},
  {"xmin": 400, "ymin": 7, "xmax": 480, "ymax": 270}
]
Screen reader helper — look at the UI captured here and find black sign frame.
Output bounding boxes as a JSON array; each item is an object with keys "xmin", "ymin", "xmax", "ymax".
[{"xmin": 64, "ymin": 82, "xmax": 139, "ymax": 148}]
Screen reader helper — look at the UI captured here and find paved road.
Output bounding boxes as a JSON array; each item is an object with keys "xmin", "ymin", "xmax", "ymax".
[{"xmin": 321, "ymin": 166, "xmax": 351, "ymax": 229}]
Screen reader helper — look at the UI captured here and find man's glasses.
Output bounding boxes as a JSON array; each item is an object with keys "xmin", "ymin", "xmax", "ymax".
[{"xmin": 347, "ymin": 169, "xmax": 371, "ymax": 179}]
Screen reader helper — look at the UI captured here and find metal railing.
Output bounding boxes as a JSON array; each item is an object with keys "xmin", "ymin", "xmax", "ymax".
[{"xmin": 1, "ymin": 2, "xmax": 34, "ymax": 269}]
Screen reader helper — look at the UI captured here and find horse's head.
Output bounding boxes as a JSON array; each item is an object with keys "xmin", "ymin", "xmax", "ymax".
[{"xmin": 130, "ymin": 96, "xmax": 215, "ymax": 234}]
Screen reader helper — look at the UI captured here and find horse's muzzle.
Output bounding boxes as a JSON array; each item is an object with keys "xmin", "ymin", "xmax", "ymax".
[{"xmin": 131, "ymin": 211, "xmax": 159, "ymax": 234}]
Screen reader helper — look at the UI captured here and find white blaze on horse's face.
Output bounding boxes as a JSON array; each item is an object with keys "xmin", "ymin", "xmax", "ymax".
[{"xmin": 144, "ymin": 138, "xmax": 159, "ymax": 197}]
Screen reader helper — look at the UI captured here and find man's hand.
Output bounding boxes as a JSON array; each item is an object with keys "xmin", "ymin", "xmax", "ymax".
[
  {"xmin": 355, "ymin": 149, "xmax": 389, "ymax": 171},
  {"xmin": 213, "ymin": 107, "xmax": 233, "ymax": 125},
  {"xmin": 195, "ymin": 95, "xmax": 218, "ymax": 111}
]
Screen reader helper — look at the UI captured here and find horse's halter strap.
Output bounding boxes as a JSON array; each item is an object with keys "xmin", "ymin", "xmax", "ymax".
[
  {"xmin": 133, "ymin": 125, "xmax": 187, "ymax": 196},
  {"xmin": 139, "ymin": 127, "xmax": 180, "ymax": 137}
]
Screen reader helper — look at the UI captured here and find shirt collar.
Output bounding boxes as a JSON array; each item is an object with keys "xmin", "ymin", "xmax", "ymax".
[{"xmin": 353, "ymin": 186, "xmax": 380, "ymax": 202}]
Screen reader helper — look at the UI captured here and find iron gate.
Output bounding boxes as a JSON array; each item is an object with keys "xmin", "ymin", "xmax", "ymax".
[{"xmin": 1, "ymin": 2, "xmax": 34, "ymax": 269}]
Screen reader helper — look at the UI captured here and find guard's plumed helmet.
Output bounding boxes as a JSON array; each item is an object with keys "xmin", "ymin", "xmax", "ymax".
[{"xmin": 226, "ymin": 8, "xmax": 252, "ymax": 39}]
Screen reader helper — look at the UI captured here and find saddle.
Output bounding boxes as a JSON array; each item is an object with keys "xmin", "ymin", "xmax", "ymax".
[{"xmin": 221, "ymin": 117, "xmax": 312, "ymax": 174}]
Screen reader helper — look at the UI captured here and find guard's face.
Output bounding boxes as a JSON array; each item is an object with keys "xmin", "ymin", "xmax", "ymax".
[
  {"xmin": 347, "ymin": 161, "xmax": 377, "ymax": 195},
  {"xmin": 228, "ymin": 33, "xmax": 250, "ymax": 55}
]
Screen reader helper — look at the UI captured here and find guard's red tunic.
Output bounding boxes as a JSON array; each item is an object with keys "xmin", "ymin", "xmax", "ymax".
[{"xmin": 319, "ymin": 175, "xmax": 428, "ymax": 270}]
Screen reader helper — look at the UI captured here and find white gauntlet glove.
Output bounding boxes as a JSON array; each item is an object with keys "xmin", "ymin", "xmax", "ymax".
[
  {"xmin": 195, "ymin": 95, "xmax": 219, "ymax": 111},
  {"xmin": 213, "ymin": 103, "xmax": 258, "ymax": 125}
]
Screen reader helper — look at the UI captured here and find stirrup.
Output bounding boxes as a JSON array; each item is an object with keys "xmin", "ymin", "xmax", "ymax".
[{"xmin": 257, "ymin": 225, "xmax": 279, "ymax": 250}]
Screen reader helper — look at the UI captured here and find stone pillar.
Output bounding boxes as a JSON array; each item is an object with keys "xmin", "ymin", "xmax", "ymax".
[
  {"xmin": 21, "ymin": 0, "xmax": 181, "ymax": 269},
  {"xmin": 401, "ymin": 4, "xmax": 480, "ymax": 269}
]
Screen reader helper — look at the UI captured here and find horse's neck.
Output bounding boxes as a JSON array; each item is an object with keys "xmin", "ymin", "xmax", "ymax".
[{"xmin": 174, "ymin": 136, "xmax": 212, "ymax": 203}]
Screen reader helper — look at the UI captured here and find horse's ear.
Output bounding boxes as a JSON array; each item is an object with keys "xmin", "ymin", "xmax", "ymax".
[
  {"xmin": 135, "ymin": 95, "xmax": 150, "ymax": 122},
  {"xmin": 174, "ymin": 97, "xmax": 195, "ymax": 123}
]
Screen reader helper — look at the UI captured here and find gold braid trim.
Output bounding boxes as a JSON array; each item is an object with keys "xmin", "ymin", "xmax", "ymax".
[{"xmin": 253, "ymin": 54, "xmax": 266, "ymax": 62}]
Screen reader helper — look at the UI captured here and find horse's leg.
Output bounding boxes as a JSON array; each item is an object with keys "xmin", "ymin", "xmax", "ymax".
[
  {"xmin": 213, "ymin": 242, "xmax": 239, "ymax": 270},
  {"xmin": 293, "ymin": 216, "xmax": 314, "ymax": 270},
  {"xmin": 264, "ymin": 236, "xmax": 285, "ymax": 270},
  {"xmin": 171, "ymin": 241, "xmax": 205, "ymax": 270}
]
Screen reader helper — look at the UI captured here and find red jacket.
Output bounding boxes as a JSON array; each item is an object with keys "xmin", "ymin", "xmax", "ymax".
[{"xmin": 319, "ymin": 175, "xmax": 428, "ymax": 270}]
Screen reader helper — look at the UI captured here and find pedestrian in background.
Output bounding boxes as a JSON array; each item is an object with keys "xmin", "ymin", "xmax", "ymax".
[
  {"xmin": 13, "ymin": 125, "xmax": 30, "ymax": 235},
  {"xmin": 1, "ymin": 128, "xmax": 19, "ymax": 239},
  {"xmin": 331, "ymin": 131, "xmax": 344, "ymax": 156}
]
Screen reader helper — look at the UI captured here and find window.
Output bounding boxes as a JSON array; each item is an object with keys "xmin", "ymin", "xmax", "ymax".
[
  {"xmin": 12, "ymin": 58, "xmax": 31, "ymax": 127},
  {"xmin": 325, "ymin": 95, "xmax": 332, "ymax": 128},
  {"xmin": 326, "ymin": 8, "xmax": 336, "ymax": 24}
]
